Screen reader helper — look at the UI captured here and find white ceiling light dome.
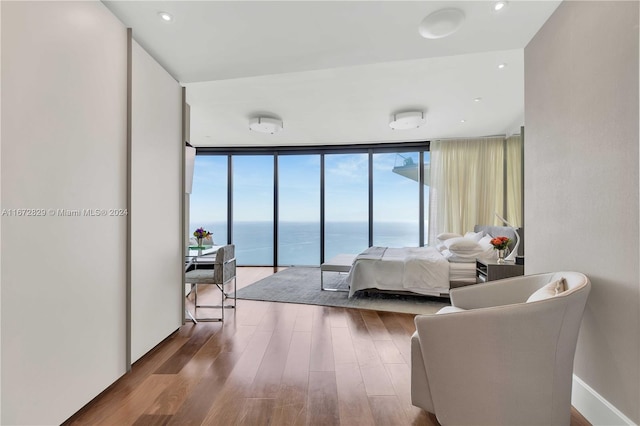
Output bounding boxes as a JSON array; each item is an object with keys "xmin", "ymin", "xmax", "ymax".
[
  {"xmin": 158, "ymin": 12, "xmax": 173, "ymax": 22},
  {"xmin": 249, "ymin": 116, "xmax": 283, "ymax": 134},
  {"xmin": 492, "ymin": 1, "xmax": 509, "ymax": 12},
  {"xmin": 418, "ymin": 8, "xmax": 466, "ymax": 39},
  {"xmin": 389, "ymin": 111, "xmax": 426, "ymax": 130}
]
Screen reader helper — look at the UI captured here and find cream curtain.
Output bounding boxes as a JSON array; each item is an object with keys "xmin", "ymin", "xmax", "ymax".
[
  {"xmin": 428, "ymin": 137, "xmax": 505, "ymax": 244},
  {"xmin": 505, "ymin": 134, "xmax": 523, "ymax": 227}
]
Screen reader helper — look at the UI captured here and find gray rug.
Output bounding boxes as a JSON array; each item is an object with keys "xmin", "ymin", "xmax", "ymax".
[{"xmin": 233, "ymin": 267, "xmax": 450, "ymax": 315}]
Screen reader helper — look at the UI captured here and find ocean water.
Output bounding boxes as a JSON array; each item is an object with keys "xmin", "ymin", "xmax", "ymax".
[{"xmin": 189, "ymin": 221, "xmax": 425, "ymax": 266}]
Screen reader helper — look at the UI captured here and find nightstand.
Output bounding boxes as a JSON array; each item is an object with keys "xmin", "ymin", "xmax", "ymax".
[{"xmin": 476, "ymin": 259, "xmax": 524, "ymax": 283}]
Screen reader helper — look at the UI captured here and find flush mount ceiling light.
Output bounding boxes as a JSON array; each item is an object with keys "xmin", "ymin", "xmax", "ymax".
[
  {"xmin": 158, "ymin": 11, "xmax": 173, "ymax": 22},
  {"xmin": 249, "ymin": 116, "xmax": 283, "ymax": 134},
  {"xmin": 389, "ymin": 111, "xmax": 426, "ymax": 130},
  {"xmin": 498, "ymin": 63, "xmax": 507, "ymax": 69},
  {"xmin": 418, "ymin": 8, "xmax": 465, "ymax": 39}
]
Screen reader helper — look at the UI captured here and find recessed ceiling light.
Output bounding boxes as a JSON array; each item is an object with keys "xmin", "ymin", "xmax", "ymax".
[
  {"xmin": 498, "ymin": 63, "xmax": 507, "ymax": 69},
  {"xmin": 419, "ymin": 8, "xmax": 466, "ymax": 39},
  {"xmin": 158, "ymin": 12, "xmax": 173, "ymax": 22},
  {"xmin": 492, "ymin": 1, "xmax": 508, "ymax": 12},
  {"xmin": 474, "ymin": 97, "xmax": 482, "ymax": 102}
]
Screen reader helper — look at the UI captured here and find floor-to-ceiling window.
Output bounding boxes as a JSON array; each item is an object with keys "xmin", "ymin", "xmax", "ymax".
[
  {"xmin": 324, "ymin": 153, "xmax": 369, "ymax": 260},
  {"xmin": 423, "ymin": 152, "xmax": 431, "ymax": 245},
  {"xmin": 189, "ymin": 155, "xmax": 227, "ymax": 244},
  {"xmin": 278, "ymin": 155, "xmax": 321, "ymax": 266},
  {"xmin": 191, "ymin": 143, "xmax": 429, "ymax": 267},
  {"xmin": 372, "ymin": 152, "xmax": 420, "ymax": 247},
  {"xmin": 232, "ymin": 156, "xmax": 274, "ymax": 265}
]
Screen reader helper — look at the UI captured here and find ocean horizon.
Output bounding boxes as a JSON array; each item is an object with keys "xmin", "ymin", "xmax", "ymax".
[{"xmin": 189, "ymin": 221, "xmax": 427, "ymax": 266}]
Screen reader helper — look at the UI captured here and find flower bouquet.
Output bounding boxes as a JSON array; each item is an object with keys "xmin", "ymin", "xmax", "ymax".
[
  {"xmin": 193, "ymin": 227, "xmax": 213, "ymax": 247},
  {"xmin": 490, "ymin": 236, "xmax": 511, "ymax": 263}
]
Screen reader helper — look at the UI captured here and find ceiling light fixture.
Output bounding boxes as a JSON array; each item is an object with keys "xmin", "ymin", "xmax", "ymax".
[
  {"xmin": 158, "ymin": 12, "xmax": 173, "ymax": 22},
  {"xmin": 498, "ymin": 63, "xmax": 507, "ymax": 69},
  {"xmin": 389, "ymin": 111, "xmax": 426, "ymax": 130},
  {"xmin": 249, "ymin": 116, "xmax": 283, "ymax": 134},
  {"xmin": 492, "ymin": 1, "xmax": 508, "ymax": 12},
  {"xmin": 474, "ymin": 97, "xmax": 482, "ymax": 102},
  {"xmin": 460, "ymin": 119, "xmax": 466, "ymax": 123},
  {"xmin": 418, "ymin": 8, "xmax": 466, "ymax": 39}
]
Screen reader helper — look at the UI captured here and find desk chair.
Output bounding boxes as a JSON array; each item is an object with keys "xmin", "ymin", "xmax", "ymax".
[{"xmin": 185, "ymin": 244, "xmax": 236, "ymax": 322}]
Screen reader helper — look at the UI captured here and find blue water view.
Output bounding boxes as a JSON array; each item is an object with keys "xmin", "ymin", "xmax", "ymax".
[{"xmin": 189, "ymin": 221, "xmax": 424, "ymax": 266}]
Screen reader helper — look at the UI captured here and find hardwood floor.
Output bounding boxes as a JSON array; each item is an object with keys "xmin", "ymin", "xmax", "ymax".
[{"xmin": 65, "ymin": 267, "xmax": 591, "ymax": 426}]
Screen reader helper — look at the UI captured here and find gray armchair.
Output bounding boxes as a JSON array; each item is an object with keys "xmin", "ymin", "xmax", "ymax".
[
  {"xmin": 411, "ymin": 271, "xmax": 591, "ymax": 425},
  {"xmin": 185, "ymin": 244, "xmax": 236, "ymax": 322}
]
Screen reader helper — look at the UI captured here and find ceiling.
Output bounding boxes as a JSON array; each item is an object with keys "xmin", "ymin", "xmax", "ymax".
[{"xmin": 103, "ymin": 1, "xmax": 561, "ymax": 147}]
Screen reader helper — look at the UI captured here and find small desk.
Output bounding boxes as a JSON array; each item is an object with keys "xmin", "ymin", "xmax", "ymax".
[
  {"xmin": 321, "ymin": 254, "xmax": 356, "ymax": 291},
  {"xmin": 186, "ymin": 245, "xmax": 220, "ymax": 259}
]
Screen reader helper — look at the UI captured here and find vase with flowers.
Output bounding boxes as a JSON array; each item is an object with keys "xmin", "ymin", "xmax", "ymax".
[
  {"xmin": 490, "ymin": 236, "xmax": 511, "ymax": 263},
  {"xmin": 193, "ymin": 227, "xmax": 213, "ymax": 248}
]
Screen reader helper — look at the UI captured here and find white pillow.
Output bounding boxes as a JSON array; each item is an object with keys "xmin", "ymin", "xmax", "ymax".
[
  {"xmin": 442, "ymin": 249, "xmax": 480, "ymax": 263},
  {"xmin": 444, "ymin": 237, "xmax": 481, "ymax": 251},
  {"xmin": 436, "ymin": 306, "xmax": 467, "ymax": 314},
  {"xmin": 526, "ymin": 278, "xmax": 568, "ymax": 303},
  {"xmin": 437, "ymin": 232, "xmax": 462, "ymax": 241},
  {"xmin": 478, "ymin": 234, "xmax": 494, "ymax": 249},
  {"xmin": 464, "ymin": 231, "xmax": 484, "ymax": 242}
]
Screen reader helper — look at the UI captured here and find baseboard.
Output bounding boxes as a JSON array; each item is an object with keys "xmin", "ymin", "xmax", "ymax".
[{"xmin": 572, "ymin": 375, "xmax": 636, "ymax": 425}]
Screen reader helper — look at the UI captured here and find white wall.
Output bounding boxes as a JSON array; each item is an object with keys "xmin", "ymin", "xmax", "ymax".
[
  {"xmin": 131, "ymin": 40, "xmax": 183, "ymax": 362},
  {"xmin": 1, "ymin": 2, "xmax": 127, "ymax": 424},
  {"xmin": 525, "ymin": 1, "xmax": 639, "ymax": 423}
]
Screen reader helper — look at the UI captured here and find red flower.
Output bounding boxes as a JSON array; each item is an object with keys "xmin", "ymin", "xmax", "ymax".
[{"xmin": 490, "ymin": 236, "xmax": 511, "ymax": 250}]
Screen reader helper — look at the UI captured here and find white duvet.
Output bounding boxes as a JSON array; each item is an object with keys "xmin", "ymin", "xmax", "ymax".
[{"xmin": 347, "ymin": 246, "xmax": 450, "ymax": 297}]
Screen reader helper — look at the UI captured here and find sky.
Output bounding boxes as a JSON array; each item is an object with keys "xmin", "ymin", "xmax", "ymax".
[{"xmin": 190, "ymin": 151, "xmax": 429, "ymax": 224}]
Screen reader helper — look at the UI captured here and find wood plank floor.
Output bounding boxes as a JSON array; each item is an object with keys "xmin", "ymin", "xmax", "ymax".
[{"xmin": 65, "ymin": 267, "xmax": 591, "ymax": 426}]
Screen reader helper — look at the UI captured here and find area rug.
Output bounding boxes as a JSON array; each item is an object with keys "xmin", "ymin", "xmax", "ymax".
[{"xmin": 233, "ymin": 267, "xmax": 450, "ymax": 315}]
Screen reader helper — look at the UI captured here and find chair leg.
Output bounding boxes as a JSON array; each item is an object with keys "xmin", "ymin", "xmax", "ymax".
[{"xmin": 193, "ymin": 283, "xmax": 224, "ymax": 322}]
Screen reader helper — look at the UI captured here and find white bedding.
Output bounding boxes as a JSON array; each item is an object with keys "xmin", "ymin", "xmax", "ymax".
[
  {"xmin": 449, "ymin": 262, "xmax": 477, "ymax": 283},
  {"xmin": 347, "ymin": 246, "xmax": 450, "ymax": 297}
]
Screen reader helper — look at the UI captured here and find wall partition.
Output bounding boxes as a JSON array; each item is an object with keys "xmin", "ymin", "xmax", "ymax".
[
  {"xmin": 1, "ymin": 2, "xmax": 128, "ymax": 424},
  {"xmin": 190, "ymin": 143, "xmax": 429, "ymax": 267}
]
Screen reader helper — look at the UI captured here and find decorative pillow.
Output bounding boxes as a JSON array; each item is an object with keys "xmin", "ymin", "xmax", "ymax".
[
  {"xmin": 444, "ymin": 237, "xmax": 481, "ymax": 251},
  {"xmin": 526, "ymin": 278, "xmax": 568, "ymax": 303},
  {"xmin": 464, "ymin": 231, "xmax": 484, "ymax": 242}
]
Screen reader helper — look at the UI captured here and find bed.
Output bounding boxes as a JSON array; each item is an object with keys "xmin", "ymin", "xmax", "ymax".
[{"xmin": 347, "ymin": 225, "xmax": 523, "ymax": 297}]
